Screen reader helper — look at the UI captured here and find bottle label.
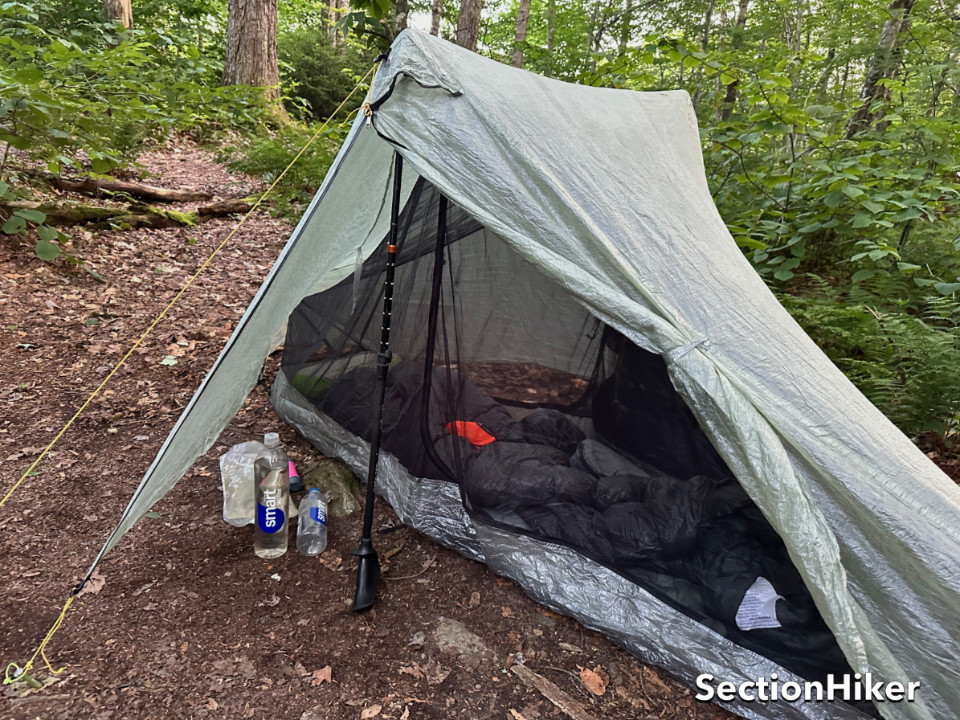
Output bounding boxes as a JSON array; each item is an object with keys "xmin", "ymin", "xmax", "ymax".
[
  {"xmin": 257, "ymin": 488, "xmax": 286, "ymax": 534},
  {"xmin": 309, "ymin": 506, "xmax": 327, "ymax": 526}
]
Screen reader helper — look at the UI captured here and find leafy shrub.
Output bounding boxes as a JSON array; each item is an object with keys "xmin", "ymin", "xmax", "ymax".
[
  {"xmin": 783, "ymin": 287, "xmax": 960, "ymax": 443},
  {"xmin": 223, "ymin": 123, "xmax": 346, "ymax": 219},
  {"xmin": 0, "ymin": 0, "xmax": 274, "ymax": 258},
  {"xmin": 279, "ymin": 29, "xmax": 375, "ymax": 121}
]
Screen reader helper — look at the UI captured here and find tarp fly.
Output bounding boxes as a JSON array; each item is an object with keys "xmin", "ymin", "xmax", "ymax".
[{"xmin": 95, "ymin": 29, "xmax": 960, "ymax": 720}]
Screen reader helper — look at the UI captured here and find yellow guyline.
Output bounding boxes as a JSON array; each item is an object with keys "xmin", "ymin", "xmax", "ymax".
[{"xmin": 2, "ymin": 62, "xmax": 379, "ymax": 687}]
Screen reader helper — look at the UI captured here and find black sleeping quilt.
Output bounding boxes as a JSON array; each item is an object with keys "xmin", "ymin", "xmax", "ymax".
[{"xmin": 315, "ymin": 362, "xmax": 854, "ymax": 685}]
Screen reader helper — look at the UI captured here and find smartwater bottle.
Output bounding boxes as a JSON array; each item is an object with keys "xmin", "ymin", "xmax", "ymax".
[
  {"xmin": 296, "ymin": 489, "xmax": 328, "ymax": 556},
  {"xmin": 253, "ymin": 433, "xmax": 290, "ymax": 558}
]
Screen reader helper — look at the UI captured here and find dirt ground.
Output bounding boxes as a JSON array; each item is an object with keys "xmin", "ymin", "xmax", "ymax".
[
  {"xmin": 0, "ymin": 143, "xmax": 735, "ymax": 720},
  {"xmin": 4, "ymin": 141, "xmax": 958, "ymax": 720}
]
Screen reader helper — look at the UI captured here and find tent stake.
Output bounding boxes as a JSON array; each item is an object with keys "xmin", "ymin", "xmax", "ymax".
[{"xmin": 352, "ymin": 152, "xmax": 403, "ymax": 612}]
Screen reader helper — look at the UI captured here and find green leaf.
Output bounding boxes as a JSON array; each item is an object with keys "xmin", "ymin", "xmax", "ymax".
[
  {"xmin": 823, "ymin": 190, "xmax": 846, "ymax": 208},
  {"xmin": 14, "ymin": 208, "xmax": 46, "ymax": 224},
  {"xmin": 90, "ymin": 158, "xmax": 114, "ymax": 174},
  {"xmin": 934, "ymin": 282, "xmax": 960, "ymax": 296},
  {"xmin": 34, "ymin": 239, "xmax": 60, "ymax": 260},
  {"xmin": 2, "ymin": 216, "xmax": 27, "ymax": 234},
  {"xmin": 859, "ymin": 201, "xmax": 884, "ymax": 214},
  {"xmin": 773, "ymin": 268, "xmax": 794, "ymax": 281},
  {"xmin": 13, "ymin": 67, "xmax": 43, "ymax": 83},
  {"xmin": 850, "ymin": 214, "xmax": 873, "ymax": 229},
  {"xmin": 895, "ymin": 262, "xmax": 921, "ymax": 273},
  {"xmin": 36, "ymin": 225, "xmax": 59, "ymax": 242},
  {"xmin": 143, "ymin": 511, "xmax": 162, "ymax": 519},
  {"xmin": 798, "ymin": 223, "xmax": 821, "ymax": 234},
  {"xmin": 160, "ymin": 355, "xmax": 178, "ymax": 366},
  {"xmin": 851, "ymin": 269, "xmax": 876, "ymax": 283},
  {"xmin": 841, "ymin": 185, "xmax": 866, "ymax": 199}
]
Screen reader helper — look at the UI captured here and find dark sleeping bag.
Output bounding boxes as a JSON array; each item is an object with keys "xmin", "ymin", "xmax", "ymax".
[
  {"xmin": 319, "ymin": 361, "xmax": 522, "ymax": 478},
  {"xmin": 591, "ymin": 335, "xmax": 731, "ymax": 481}
]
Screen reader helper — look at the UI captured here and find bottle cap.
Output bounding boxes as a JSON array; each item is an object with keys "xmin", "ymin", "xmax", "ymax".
[
  {"xmin": 264, "ymin": 432, "xmax": 280, "ymax": 447},
  {"xmin": 308, "ymin": 488, "xmax": 321, "ymax": 494}
]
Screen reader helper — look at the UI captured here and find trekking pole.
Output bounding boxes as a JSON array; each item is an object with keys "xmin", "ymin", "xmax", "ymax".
[{"xmin": 353, "ymin": 151, "xmax": 403, "ymax": 612}]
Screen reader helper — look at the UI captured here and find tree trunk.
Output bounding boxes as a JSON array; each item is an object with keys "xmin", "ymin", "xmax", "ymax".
[
  {"xmin": 223, "ymin": 0, "xmax": 280, "ymax": 98},
  {"xmin": 103, "ymin": 0, "xmax": 133, "ymax": 28},
  {"xmin": 326, "ymin": 0, "xmax": 350, "ymax": 45},
  {"xmin": 546, "ymin": 0, "xmax": 555, "ymax": 50},
  {"xmin": 456, "ymin": 0, "xmax": 483, "ymax": 51},
  {"xmin": 618, "ymin": 0, "xmax": 633, "ymax": 53},
  {"xmin": 396, "ymin": 0, "xmax": 409, "ymax": 33},
  {"xmin": 701, "ymin": 0, "xmax": 715, "ymax": 51},
  {"xmin": 430, "ymin": 0, "xmax": 443, "ymax": 36},
  {"xmin": 719, "ymin": 0, "xmax": 750, "ymax": 121},
  {"xmin": 512, "ymin": 0, "xmax": 532, "ymax": 67},
  {"xmin": 845, "ymin": 0, "xmax": 917, "ymax": 138},
  {"xmin": 692, "ymin": 0, "xmax": 716, "ymax": 111}
]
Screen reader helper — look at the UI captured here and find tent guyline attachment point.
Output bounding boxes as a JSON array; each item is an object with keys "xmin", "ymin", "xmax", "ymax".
[
  {"xmin": 0, "ymin": 63, "xmax": 379, "ymax": 687},
  {"xmin": 0, "ymin": 62, "xmax": 377, "ymax": 516}
]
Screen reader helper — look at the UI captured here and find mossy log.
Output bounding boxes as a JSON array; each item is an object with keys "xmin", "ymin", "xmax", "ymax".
[
  {"xmin": 1, "ymin": 199, "xmax": 251, "ymax": 230},
  {"xmin": 37, "ymin": 174, "xmax": 215, "ymax": 203}
]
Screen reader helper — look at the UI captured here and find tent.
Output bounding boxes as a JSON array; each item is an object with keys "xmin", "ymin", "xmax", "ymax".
[{"xmin": 89, "ymin": 30, "xmax": 960, "ymax": 720}]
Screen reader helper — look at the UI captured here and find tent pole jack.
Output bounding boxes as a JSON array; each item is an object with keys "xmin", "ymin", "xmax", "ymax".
[{"xmin": 352, "ymin": 152, "xmax": 403, "ymax": 613}]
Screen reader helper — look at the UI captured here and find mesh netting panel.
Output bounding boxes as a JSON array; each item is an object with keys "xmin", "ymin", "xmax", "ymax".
[{"xmin": 281, "ymin": 179, "xmax": 861, "ymax": 694}]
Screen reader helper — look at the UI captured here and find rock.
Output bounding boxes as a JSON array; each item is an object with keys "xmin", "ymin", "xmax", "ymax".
[
  {"xmin": 302, "ymin": 458, "xmax": 362, "ymax": 517},
  {"xmin": 434, "ymin": 617, "xmax": 494, "ymax": 669}
]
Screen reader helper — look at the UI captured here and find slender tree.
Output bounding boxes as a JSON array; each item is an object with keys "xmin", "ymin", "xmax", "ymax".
[
  {"xmin": 396, "ymin": 0, "xmax": 409, "ymax": 33},
  {"xmin": 430, "ymin": 0, "xmax": 443, "ymax": 35},
  {"xmin": 512, "ymin": 0, "xmax": 532, "ymax": 67},
  {"xmin": 103, "ymin": 0, "xmax": 133, "ymax": 28},
  {"xmin": 845, "ymin": 0, "xmax": 918, "ymax": 138},
  {"xmin": 456, "ymin": 0, "xmax": 483, "ymax": 51},
  {"xmin": 223, "ymin": 0, "xmax": 281, "ymax": 98},
  {"xmin": 719, "ymin": 0, "xmax": 750, "ymax": 121}
]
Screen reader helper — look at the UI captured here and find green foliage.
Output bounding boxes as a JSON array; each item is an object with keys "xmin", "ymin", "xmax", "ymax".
[
  {"xmin": 0, "ymin": 0, "xmax": 276, "ymax": 262},
  {"xmin": 783, "ymin": 287, "xmax": 960, "ymax": 442},
  {"xmin": 0, "ymin": 2, "xmax": 270, "ymax": 177},
  {"xmin": 222, "ymin": 123, "xmax": 347, "ymax": 219},
  {"xmin": 279, "ymin": 29, "xmax": 375, "ymax": 121}
]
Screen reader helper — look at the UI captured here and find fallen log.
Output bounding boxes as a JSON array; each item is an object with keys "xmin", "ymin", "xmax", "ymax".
[
  {"xmin": 1, "ymin": 198, "xmax": 252, "ymax": 230},
  {"xmin": 38, "ymin": 174, "xmax": 214, "ymax": 203}
]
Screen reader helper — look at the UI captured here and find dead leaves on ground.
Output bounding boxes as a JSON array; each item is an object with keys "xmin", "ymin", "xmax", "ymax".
[
  {"xmin": 577, "ymin": 665, "xmax": 609, "ymax": 696},
  {"xmin": 397, "ymin": 660, "xmax": 451, "ymax": 686},
  {"xmin": 77, "ymin": 568, "xmax": 106, "ymax": 598},
  {"xmin": 310, "ymin": 665, "xmax": 332, "ymax": 686}
]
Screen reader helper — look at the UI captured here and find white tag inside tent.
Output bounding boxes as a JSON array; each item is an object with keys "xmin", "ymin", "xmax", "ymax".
[
  {"xmin": 351, "ymin": 247, "xmax": 364, "ymax": 314},
  {"xmin": 735, "ymin": 576, "xmax": 784, "ymax": 631}
]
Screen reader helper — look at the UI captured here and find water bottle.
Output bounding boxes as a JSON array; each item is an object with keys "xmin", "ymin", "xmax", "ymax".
[
  {"xmin": 253, "ymin": 433, "xmax": 290, "ymax": 558},
  {"xmin": 297, "ymin": 489, "xmax": 328, "ymax": 556},
  {"xmin": 220, "ymin": 440, "xmax": 265, "ymax": 526}
]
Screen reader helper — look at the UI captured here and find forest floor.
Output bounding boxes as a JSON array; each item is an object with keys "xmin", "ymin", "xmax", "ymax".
[{"xmin": 0, "ymin": 141, "xmax": 733, "ymax": 720}]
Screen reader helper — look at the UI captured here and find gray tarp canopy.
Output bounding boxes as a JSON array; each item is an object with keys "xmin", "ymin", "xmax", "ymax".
[{"xmin": 93, "ymin": 29, "xmax": 960, "ymax": 720}]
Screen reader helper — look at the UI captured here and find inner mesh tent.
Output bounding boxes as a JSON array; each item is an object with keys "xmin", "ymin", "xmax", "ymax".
[{"xmin": 280, "ymin": 179, "xmax": 870, "ymax": 708}]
